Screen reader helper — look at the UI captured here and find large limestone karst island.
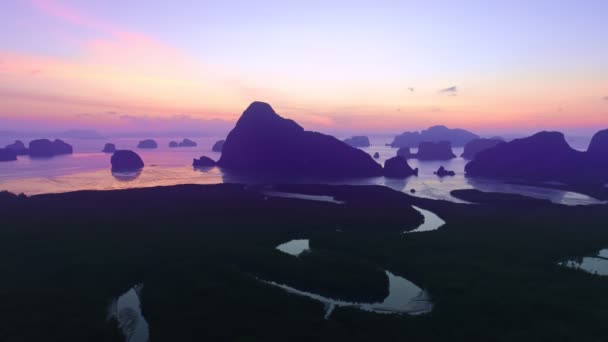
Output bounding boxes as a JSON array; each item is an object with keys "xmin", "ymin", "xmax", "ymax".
[
  {"xmin": 217, "ymin": 102, "xmax": 383, "ymax": 177},
  {"xmin": 465, "ymin": 130, "xmax": 608, "ymax": 184}
]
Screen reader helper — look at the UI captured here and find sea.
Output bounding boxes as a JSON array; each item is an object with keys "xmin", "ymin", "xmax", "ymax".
[{"xmin": 0, "ymin": 135, "xmax": 603, "ymax": 206}]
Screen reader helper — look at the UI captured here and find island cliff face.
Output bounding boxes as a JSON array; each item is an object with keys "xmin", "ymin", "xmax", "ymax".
[
  {"xmin": 0, "ymin": 148, "xmax": 17, "ymax": 161},
  {"xmin": 137, "ymin": 139, "xmax": 158, "ymax": 149},
  {"xmin": 587, "ymin": 129, "xmax": 608, "ymax": 156},
  {"xmin": 212, "ymin": 140, "xmax": 225, "ymax": 152},
  {"xmin": 193, "ymin": 156, "xmax": 216, "ymax": 168},
  {"xmin": 461, "ymin": 138, "xmax": 504, "ymax": 159},
  {"xmin": 28, "ymin": 139, "xmax": 73, "ymax": 157},
  {"xmin": 464, "ymin": 131, "xmax": 608, "ymax": 184},
  {"xmin": 111, "ymin": 150, "xmax": 144, "ymax": 172},
  {"xmin": 390, "ymin": 125, "xmax": 479, "ymax": 148},
  {"xmin": 343, "ymin": 136, "xmax": 371, "ymax": 148},
  {"xmin": 102, "ymin": 143, "xmax": 116, "ymax": 153},
  {"xmin": 586, "ymin": 129, "xmax": 608, "ymax": 178},
  {"xmin": 415, "ymin": 141, "xmax": 456, "ymax": 160},
  {"xmin": 5, "ymin": 140, "xmax": 28, "ymax": 155},
  {"xmin": 217, "ymin": 102, "xmax": 383, "ymax": 177},
  {"xmin": 383, "ymin": 156, "xmax": 418, "ymax": 178}
]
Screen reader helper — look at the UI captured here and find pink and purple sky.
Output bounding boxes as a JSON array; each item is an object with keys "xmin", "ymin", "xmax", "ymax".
[{"xmin": 0, "ymin": 0, "xmax": 606, "ymax": 135}]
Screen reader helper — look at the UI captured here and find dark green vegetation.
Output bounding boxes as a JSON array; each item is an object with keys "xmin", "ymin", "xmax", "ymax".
[{"xmin": 1, "ymin": 184, "xmax": 608, "ymax": 341}]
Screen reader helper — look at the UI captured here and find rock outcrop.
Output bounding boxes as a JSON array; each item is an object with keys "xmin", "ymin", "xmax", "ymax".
[
  {"xmin": 373, "ymin": 152, "xmax": 380, "ymax": 159},
  {"xmin": 390, "ymin": 125, "xmax": 479, "ymax": 147},
  {"xmin": 102, "ymin": 143, "xmax": 116, "ymax": 153},
  {"xmin": 28, "ymin": 139, "xmax": 73, "ymax": 157},
  {"xmin": 193, "ymin": 156, "xmax": 216, "ymax": 168},
  {"xmin": 415, "ymin": 141, "xmax": 456, "ymax": 160},
  {"xmin": 137, "ymin": 139, "xmax": 158, "ymax": 149},
  {"xmin": 217, "ymin": 102, "xmax": 383, "ymax": 177},
  {"xmin": 5, "ymin": 140, "xmax": 28, "ymax": 155},
  {"xmin": 396, "ymin": 147, "xmax": 412, "ymax": 158},
  {"xmin": 212, "ymin": 140, "xmax": 225, "ymax": 152},
  {"xmin": 461, "ymin": 138, "xmax": 504, "ymax": 159},
  {"xmin": 434, "ymin": 166, "xmax": 455, "ymax": 177},
  {"xmin": 343, "ymin": 136, "xmax": 371, "ymax": 148},
  {"xmin": 0, "ymin": 148, "xmax": 17, "ymax": 161},
  {"xmin": 169, "ymin": 139, "xmax": 197, "ymax": 148},
  {"xmin": 383, "ymin": 156, "xmax": 418, "ymax": 178},
  {"xmin": 179, "ymin": 139, "xmax": 197, "ymax": 147},
  {"xmin": 111, "ymin": 150, "xmax": 144, "ymax": 172}
]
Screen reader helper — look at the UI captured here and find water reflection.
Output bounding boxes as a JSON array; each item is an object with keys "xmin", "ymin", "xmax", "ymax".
[
  {"xmin": 383, "ymin": 177, "xmax": 408, "ymax": 192},
  {"xmin": 108, "ymin": 284, "xmax": 149, "ymax": 342},
  {"xmin": 112, "ymin": 171, "xmax": 142, "ymax": 182},
  {"xmin": 193, "ymin": 165, "xmax": 215, "ymax": 172},
  {"xmin": 0, "ymin": 138, "xmax": 603, "ymax": 206},
  {"xmin": 0, "ymin": 166, "xmax": 224, "ymax": 195}
]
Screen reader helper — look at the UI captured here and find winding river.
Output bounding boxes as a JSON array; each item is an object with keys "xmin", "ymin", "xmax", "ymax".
[
  {"xmin": 108, "ymin": 284, "xmax": 150, "ymax": 342},
  {"xmin": 407, "ymin": 206, "xmax": 446, "ymax": 233},
  {"xmin": 267, "ymin": 212, "xmax": 436, "ymax": 319},
  {"xmin": 560, "ymin": 248, "xmax": 608, "ymax": 276}
]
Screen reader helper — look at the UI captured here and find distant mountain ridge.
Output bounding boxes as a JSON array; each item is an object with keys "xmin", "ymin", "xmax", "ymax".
[{"xmin": 390, "ymin": 125, "xmax": 479, "ymax": 148}]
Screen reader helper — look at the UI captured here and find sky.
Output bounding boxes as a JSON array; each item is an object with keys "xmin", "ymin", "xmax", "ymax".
[{"xmin": 0, "ymin": 0, "xmax": 607, "ymax": 136}]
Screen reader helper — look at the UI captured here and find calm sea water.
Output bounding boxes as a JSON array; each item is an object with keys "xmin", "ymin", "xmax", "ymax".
[{"xmin": 0, "ymin": 136, "xmax": 603, "ymax": 205}]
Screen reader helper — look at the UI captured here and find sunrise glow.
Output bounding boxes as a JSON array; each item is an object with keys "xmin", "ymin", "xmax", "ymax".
[{"xmin": 1, "ymin": 0, "xmax": 607, "ymax": 134}]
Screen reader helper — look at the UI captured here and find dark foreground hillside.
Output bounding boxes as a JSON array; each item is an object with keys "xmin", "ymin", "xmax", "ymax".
[{"xmin": 1, "ymin": 184, "xmax": 608, "ymax": 341}]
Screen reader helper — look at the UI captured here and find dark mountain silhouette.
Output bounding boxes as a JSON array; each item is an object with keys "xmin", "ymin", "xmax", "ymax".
[
  {"xmin": 169, "ymin": 141, "xmax": 179, "ymax": 148},
  {"xmin": 586, "ymin": 129, "xmax": 608, "ymax": 176},
  {"xmin": 0, "ymin": 148, "xmax": 17, "ymax": 162},
  {"xmin": 111, "ymin": 150, "xmax": 144, "ymax": 172},
  {"xmin": 415, "ymin": 141, "xmax": 456, "ymax": 160},
  {"xmin": 4, "ymin": 140, "xmax": 28, "ymax": 155},
  {"xmin": 102, "ymin": 143, "xmax": 116, "ymax": 153},
  {"xmin": 461, "ymin": 138, "xmax": 504, "ymax": 159},
  {"xmin": 28, "ymin": 139, "xmax": 73, "ymax": 157},
  {"xmin": 464, "ymin": 131, "xmax": 602, "ymax": 183},
  {"xmin": 137, "ymin": 139, "xmax": 158, "ymax": 149},
  {"xmin": 217, "ymin": 102, "xmax": 383, "ymax": 177},
  {"xmin": 193, "ymin": 156, "xmax": 216, "ymax": 168},
  {"xmin": 383, "ymin": 156, "xmax": 418, "ymax": 178},
  {"xmin": 588, "ymin": 129, "xmax": 608, "ymax": 156},
  {"xmin": 343, "ymin": 136, "xmax": 370, "ymax": 148},
  {"xmin": 212, "ymin": 140, "xmax": 225, "ymax": 152},
  {"xmin": 390, "ymin": 125, "xmax": 479, "ymax": 147}
]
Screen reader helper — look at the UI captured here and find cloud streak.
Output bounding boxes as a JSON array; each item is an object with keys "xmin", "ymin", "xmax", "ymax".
[{"xmin": 439, "ymin": 86, "xmax": 458, "ymax": 96}]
